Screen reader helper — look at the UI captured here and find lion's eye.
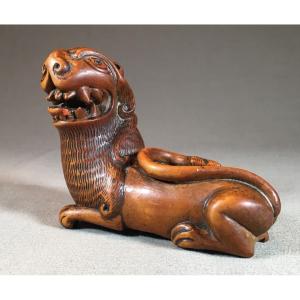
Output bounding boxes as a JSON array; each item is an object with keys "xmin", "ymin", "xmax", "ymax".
[
  {"xmin": 94, "ymin": 58, "xmax": 101, "ymax": 64},
  {"xmin": 89, "ymin": 57, "xmax": 106, "ymax": 69}
]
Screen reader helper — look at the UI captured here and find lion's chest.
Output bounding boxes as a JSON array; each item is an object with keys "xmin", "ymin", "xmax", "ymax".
[{"xmin": 59, "ymin": 130, "xmax": 122, "ymax": 208}]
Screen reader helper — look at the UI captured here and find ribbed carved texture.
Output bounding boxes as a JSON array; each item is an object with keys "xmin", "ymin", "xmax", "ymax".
[{"xmin": 58, "ymin": 117, "xmax": 124, "ymax": 217}]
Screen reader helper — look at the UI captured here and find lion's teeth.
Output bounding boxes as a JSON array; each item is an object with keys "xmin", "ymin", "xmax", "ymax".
[
  {"xmin": 54, "ymin": 89, "xmax": 62, "ymax": 101},
  {"xmin": 91, "ymin": 88, "xmax": 104, "ymax": 104},
  {"xmin": 90, "ymin": 103, "xmax": 101, "ymax": 118},
  {"xmin": 66, "ymin": 112, "xmax": 74, "ymax": 120},
  {"xmin": 63, "ymin": 90, "xmax": 76, "ymax": 100},
  {"xmin": 47, "ymin": 87, "xmax": 107, "ymax": 122},
  {"xmin": 75, "ymin": 107, "xmax": 88, "ymax": 119},
  {"xmin": 46, "ymin": 89, "xmax": 55, "ymax": 101},
  {"xmin": 59, "ymin": 114, "xmax": 66, "ymax": 121},
  {"xmin": 77, "ymin": 86, "xmax": 93, "ymax": 106},
  {"xmin": 47, "ymin": 88, "xmax": 64, "ymax": 102}
]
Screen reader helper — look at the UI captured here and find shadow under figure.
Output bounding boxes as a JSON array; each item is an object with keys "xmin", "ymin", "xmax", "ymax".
[{"xmin": 40, "ymin": 47, "xmax": 280, "ymax": 257}]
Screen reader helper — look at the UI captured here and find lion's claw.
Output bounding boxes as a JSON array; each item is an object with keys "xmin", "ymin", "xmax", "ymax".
[{"xmin": 171, "ymin": 223, "xmax": 201, "ymax": 248}]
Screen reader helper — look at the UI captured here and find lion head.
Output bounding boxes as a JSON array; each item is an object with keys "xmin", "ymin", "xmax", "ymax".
[{"xmin": 40, "ymin": 47, "xmax": 135, "ymax": 127}]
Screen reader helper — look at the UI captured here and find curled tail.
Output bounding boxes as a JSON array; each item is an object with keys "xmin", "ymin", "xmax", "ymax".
[{"xmin": 137, "ymin": 148, "xmax": 281, "ymax": 219}]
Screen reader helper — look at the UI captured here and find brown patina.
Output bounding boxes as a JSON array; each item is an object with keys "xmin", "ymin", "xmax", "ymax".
[{"xmin": 40, "ymin": 47, "xmax": 280, "ymax": 257}]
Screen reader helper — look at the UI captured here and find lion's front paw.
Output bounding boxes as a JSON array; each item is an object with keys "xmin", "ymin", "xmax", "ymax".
[{"xmin": 59, "ymin": 205, "xmax": 78, "ymax": 229}]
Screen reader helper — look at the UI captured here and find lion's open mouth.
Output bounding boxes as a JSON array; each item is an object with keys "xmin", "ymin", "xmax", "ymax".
[{"xmin": 46, "ymin": 86, "xmax": 112, "ymax": 123}]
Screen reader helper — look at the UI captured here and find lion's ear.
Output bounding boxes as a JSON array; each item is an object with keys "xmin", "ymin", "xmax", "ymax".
[
  {"xmin": 114, "ymin": 60, "xmax": 135, "ymax": 120},
  {"xmin": 114, "ymin": 61, "xmax": 124, "ymax": 77},
  {"xmin": 117, "ymin": 78, "xmax": 135, "ymax": 120}
]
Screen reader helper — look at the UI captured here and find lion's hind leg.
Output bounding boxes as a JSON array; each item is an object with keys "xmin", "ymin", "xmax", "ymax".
[
  {"xmin": 171, "ymin": 186, "xmax": 274, "ymax": 257},
  {"xmin": 171, "ymin": 222, "xmax": 223, "ymax": 252}
]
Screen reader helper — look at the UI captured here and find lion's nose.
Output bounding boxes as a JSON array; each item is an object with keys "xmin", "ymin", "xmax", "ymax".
[{"xmin": 51, "ymin": 57, "xmax": 70, "ymax": 76}]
